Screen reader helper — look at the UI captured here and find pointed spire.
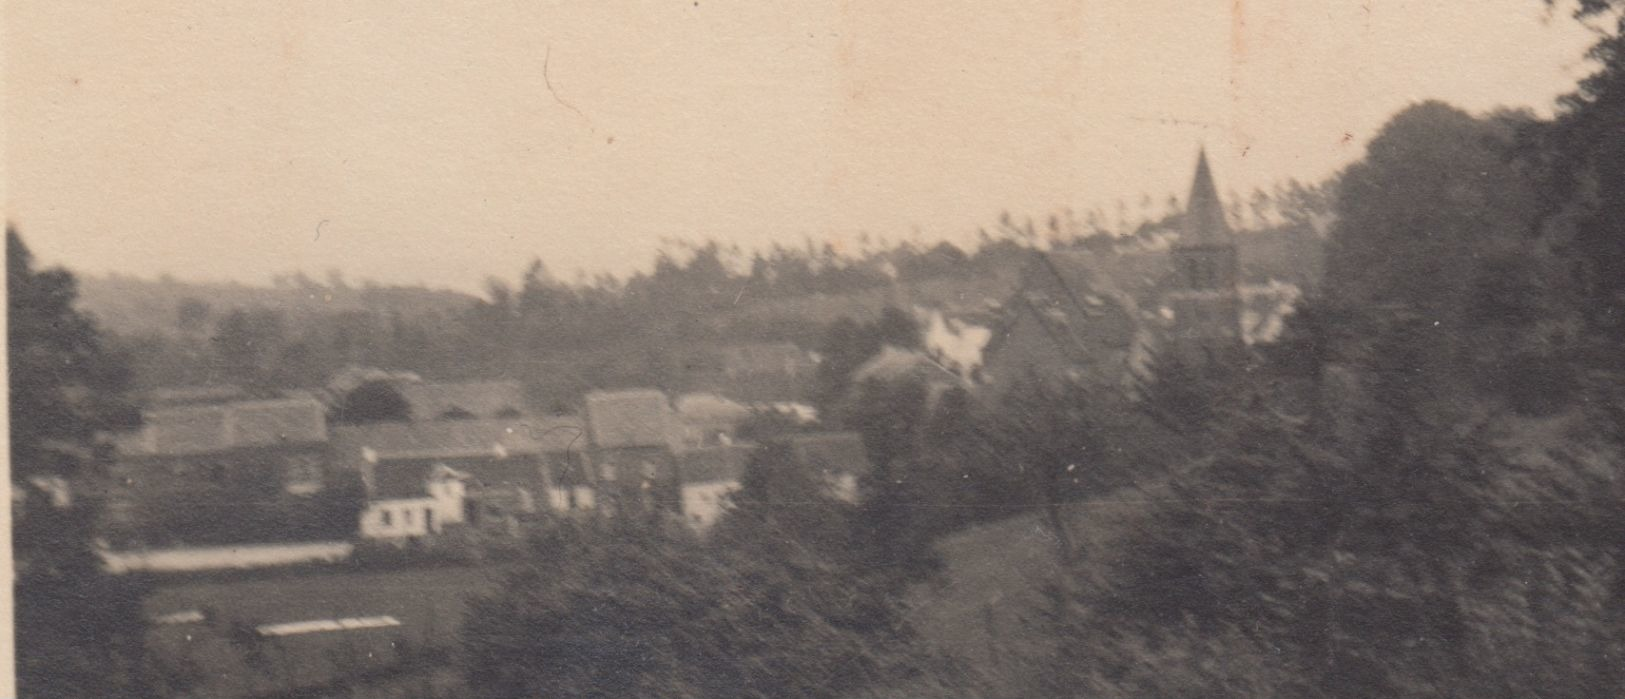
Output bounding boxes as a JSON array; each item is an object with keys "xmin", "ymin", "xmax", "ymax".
[{"xmin": 1181, "ymin": 147, "xmax": 1231, "ymax": 246}]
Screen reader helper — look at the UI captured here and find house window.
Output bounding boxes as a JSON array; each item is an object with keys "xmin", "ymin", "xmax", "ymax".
[
  {"xmin": 284, "ymin": 455, "xmax": 323, "ymax": 495},
  {"xmin": 380, "ymin": 510, "xmax": 392, "ymax": 527},
  {"xmin": 425, "ymin": 508, "xmax": 435, "ymax": 531},
  {"xmin": 403, "ymin": 509, "xmax": 413, "ymax": 525}
]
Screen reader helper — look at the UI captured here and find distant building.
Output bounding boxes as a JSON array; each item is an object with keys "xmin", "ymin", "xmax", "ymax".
[
  {"xmin": 673, "ymin": 393, "xmax": 753, "ymax": 448},
  {"xmin": 331, "ymin": 416, "xmax": 592, "ymax": 540},
  {"xmin": 355, "ymin": 463, "xmax": 468, "ymax": 540},
  {"xmin": 397, "ymin": 380, "xmax": 529, "ymax": 421},
  {"xmin": 976, "ymin": 149, "xmax": 1294, "ymax": 392},
  {"xmin": 977, "ymin": 249, "xmax": 1152, "ymax": 392},
  {"xmin": 675, "ymin": 445, "xmax": 753, "ymax": 529},
  {"xmin": 323, "ymin": 369, "xmax": 531, "ymax": 422},
  {"xmin": 102, "ymin": 397, "xmax": 337, "ymax": 543},
  {"xmin": 674, "ymin": 434, "xmax": 872, "ymax": 530},
  {"xmin": 674, "ymin": 342, "xmax": 815, "ymax": 402},
  {"xmin": 1164, "ymin": 148, "xmax": 1246, "ymax": 365},
  {"xmin": 1239, "ymin": 280, "xmax": 1303, "ymax": 346},
  {"xmin": 584, "ymin": 389, "xmax": 684, "ymax": 518},
  {"xmin": 784, "ymin": 431, "xmax": 874, "ymax": 504},
  {"xmin": 108, "ymin": 398, "xmax": 332, "ymax": 495}
]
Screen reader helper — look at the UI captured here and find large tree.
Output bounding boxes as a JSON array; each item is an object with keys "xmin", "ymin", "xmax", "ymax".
[
  {"xmin": 9, "ymin": 228, "xmax": 157, "ymax": 697},
  {"xmin": 1322, "ymin": 101, "xmax": 1572, "ymax": 416},
  {"xmin": 1023, "ymin": 94, "xmax": 1625, "ymax": 697},
  {"xmin": 1531, "ymin": 1, "xmax": 1625, "ymax": 372}
]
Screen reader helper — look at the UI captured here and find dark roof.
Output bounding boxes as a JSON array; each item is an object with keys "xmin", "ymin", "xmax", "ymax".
[
  {"xmin": 368, "ymin": 461, "xmax": 469, "ymax": 500},
  {"xmin": 398, "ymin": 381, "xmax": 528, "ymax": 420},
  {"xmin": 333, "ymin": 418, "xmax": 584, "ymax": 499},
  {"xmin": 787, "ymin": 432, "xmax": 873, "ymax": 477},
  {"xmin": 120, "ymin": 398, "xmax": 328, "ymax": 456},
  {"xmin": 981, "ymin": 249, "xmax": 1142, "ymax": 364},
  {"xmin": 584, "ymin": 390, "xmax": 680, "ymax": 449},
  {"xmin": 330, "ymin": 417, "xmax": 584, "ymax": 469},
  {"xmin": 677, "ymin": 445, "xmax": 754, "ymax": 484},
  {"xmin": 1179, "ymin": 148, "xmax": 1233, "ymax": 247}
]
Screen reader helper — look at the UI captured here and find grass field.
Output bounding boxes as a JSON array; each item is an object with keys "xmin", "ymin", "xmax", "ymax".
[{"xmin": 144, "ymin": 565, "xmax": 505, "ymax": 698}]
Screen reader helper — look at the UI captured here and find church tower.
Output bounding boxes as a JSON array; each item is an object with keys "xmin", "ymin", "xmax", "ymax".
[{"xmin": 1165, "ymin": 148, "xmax": 1243, "ymax": 364}]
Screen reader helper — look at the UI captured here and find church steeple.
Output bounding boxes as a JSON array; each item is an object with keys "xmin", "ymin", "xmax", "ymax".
[
  {"xmin": 1180, "ymin": 147, "xmax": 1232, "ymax": 247},
  {"xmin": 1165, "ymin": 147, "xmax": 1244, "ymax": 364}
]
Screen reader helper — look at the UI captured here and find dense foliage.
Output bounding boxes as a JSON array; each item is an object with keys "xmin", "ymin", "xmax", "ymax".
[
  {"xmin": 462, "ymin": 448, "xmax": 922, "ymax": 699},
  {"xmin": 9, "ymin": 229, "xmax": 158, "ymax": 698},
  {"xmin": 1014, "ymin": 84, "xmax": 1625, "ymax": 697}
]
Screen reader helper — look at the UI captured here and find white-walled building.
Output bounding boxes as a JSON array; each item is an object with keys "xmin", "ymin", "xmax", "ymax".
[
  {"xmin": 357, "ymin": 463, "xmax": 467, "ymax": 540},
  {"xmin": 330, "ymin": 417, "xmax": 595, "ymax": 541}
]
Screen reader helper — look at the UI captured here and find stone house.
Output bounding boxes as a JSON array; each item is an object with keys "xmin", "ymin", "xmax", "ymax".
[
  {"xmin": 583, "ymin": 389, "xmax": 684, "ymax": 518},
  {"xmin": 330, "ymin": 416, "xmax": 592, "ymax": 540},
  {"xmin": 102, "ymin": 397, "xmax": 345, "ymax": 545}
]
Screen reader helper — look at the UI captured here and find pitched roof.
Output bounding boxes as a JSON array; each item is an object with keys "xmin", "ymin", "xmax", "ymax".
[
  {"xmin": 333, "ymin": 417, "xmax": 584, "ymax": 498},
  {"xmin": 584, "ymin": 389, "xmax": 680, "ymax": 449},
  {"xmin": 673, "ymin": 393, "xmax": 753, "ymax": 423},
  {"xmin": 981, "ymin": 249, "xmax": 1143, "ymax": 365},
  {"xmin": 330, "ymin": 416, "xmax": 584, "ymax": 466},
  {"xmin": 397, "ymin": 380, "xmax": 528, "ymax": 420},
  {"xmin": 786, "ymin": 432, "xmax": 873, "ymax": 478},
  {"xmin": 121, "ymin": 398, "xmax": 328, "ymax": 456},
  {"xmin": 366, "ymin": 459, "xmax": 468, "ymax": 500},
  {"xmin": 1179, "ymin": 148, "xmax": 1232, "ymax": 248},
  {"xmin": 677, "ymin": 445, "xmax": 754, "ymax": 484}
]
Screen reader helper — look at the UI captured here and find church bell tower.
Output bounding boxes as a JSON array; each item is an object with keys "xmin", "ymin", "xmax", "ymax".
[{"xmin": 1165, "ymin": 148, "xmax": 1243, "ymax": 364}]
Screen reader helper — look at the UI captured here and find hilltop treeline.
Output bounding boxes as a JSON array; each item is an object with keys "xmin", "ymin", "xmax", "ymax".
[{"xmin": 91, "ymin": 184, "xmax": 1328, "ymax": 405}]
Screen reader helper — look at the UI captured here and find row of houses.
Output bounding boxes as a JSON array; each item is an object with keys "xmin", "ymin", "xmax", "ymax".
[
  {"xmin": 86, "ymin": 150, "xmax": 1301, "ymax": 554},
  {"xmin": 99, "ymin": 378, "xmax": 870, "ymax": 549}
]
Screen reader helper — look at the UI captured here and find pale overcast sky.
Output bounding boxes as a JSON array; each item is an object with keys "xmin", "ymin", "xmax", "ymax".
[{"xmin": 3, "ymin": 1, "xmax": 1601, "ymax": 292}]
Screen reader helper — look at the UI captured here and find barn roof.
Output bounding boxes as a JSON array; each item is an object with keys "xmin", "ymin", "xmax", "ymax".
[
  {"xmin": 584, "ymin": 389, "xmax": 680, "ymax": 449},
  {"xmin": 333, "ymin": 417, "xmax": 583, "ymax": 498},
  {"xmin": 397, "ymin": 381, "xmax": 528, "ymax": 420},
  {"xmin": 119, "ymin": 398, "xmax": 328, "ymax": 456},
  {"xmin": 330, "ymin": 416, "xmax": 583, "ymax": 466}
]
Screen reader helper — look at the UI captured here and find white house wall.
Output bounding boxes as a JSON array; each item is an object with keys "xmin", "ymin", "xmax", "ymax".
[
  {"xmin": 359, "ymin": 484, "xmax": 465, "ymax": 540},
  {"xmin": 547, "ymin": 486, "xmax": 596, "ymax": 512},
  {"xmin": 681, "ymin": 480, "xmax": 741, "ymax": 529}
]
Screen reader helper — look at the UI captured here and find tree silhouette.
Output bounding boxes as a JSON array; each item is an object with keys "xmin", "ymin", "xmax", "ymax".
[{"xmin": 9, "ymin": 227, "xmax": 154, "ymax": 698}]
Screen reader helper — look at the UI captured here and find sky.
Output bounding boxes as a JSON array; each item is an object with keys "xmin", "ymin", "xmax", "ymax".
[{"xmin": 2, "ymin": 0, "xmax": 1603, "ymax": 293}]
